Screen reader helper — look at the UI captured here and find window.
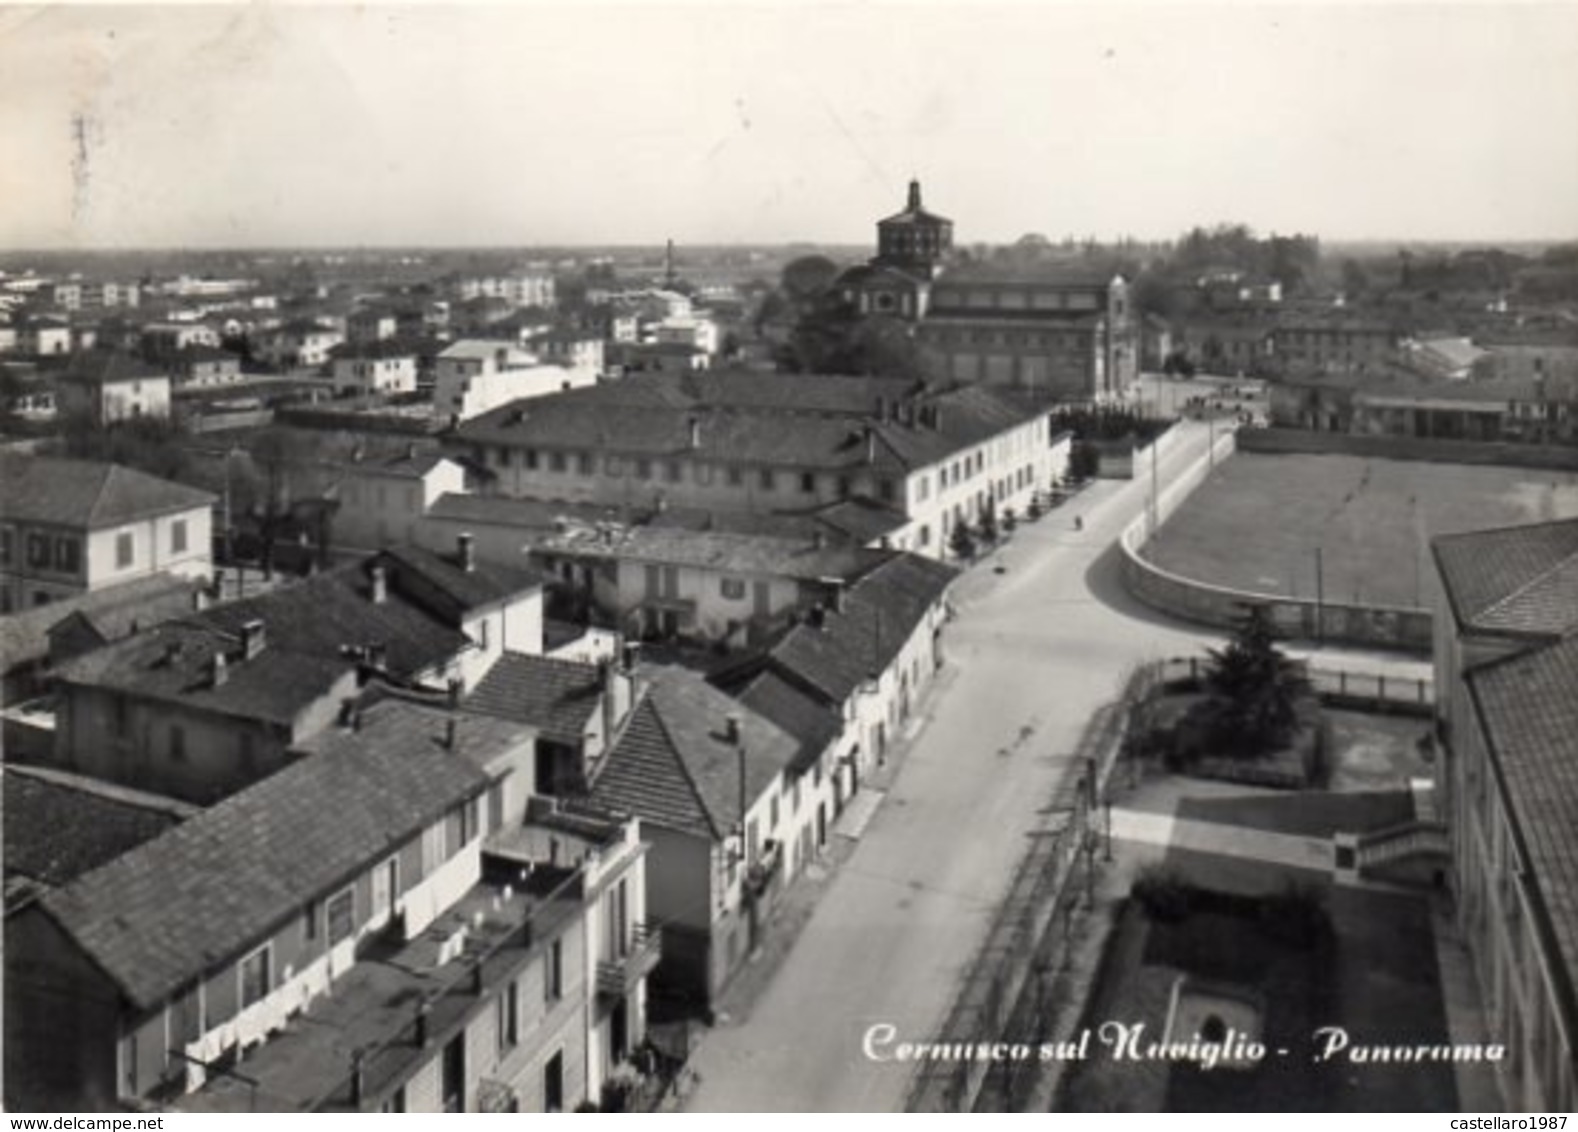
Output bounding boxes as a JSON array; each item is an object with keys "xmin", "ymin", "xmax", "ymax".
[
  {"xmin": 666, "ymin": 461, "xmax": 682, "ymax": 483},
  {"xmin": 578, "ymin": 452, "xmax": 594, "ymax": 475},
  {"xmin": 116, "ymin": 532, "xmax": 134, "ymax": 568},
  {"xmin": 27, "ymin": 533, "xmax": 49, "ymax": 569},
  {"xmin": 372, "ymin": 857, "xmax": 398, "ymax": 920},
  {"xmin": 769, "ymin": 792, "xmax": 780, "ymax": 830},
  {"xmin": 380, "ymin": 1087, "xmax": 407, "ymax": 1114},
  {"xmin": 170, "ymin": 724, "xmax": 186, "ymax": 762},
  {"xmin": 442, "ymin": 1034, "xmax": 466, "ymax": 1112},
  {"xmin": 549, "ymin": 451, "xmax": 567, "ymax": 473},
  {"xmin": 303, "ymin": 901, "xmax": 320, "ymax": 942},
  {"xmin": 54, "ymin": 537, "xmax": 80, "ymax": 573},
  {"xmin": 799, "ymin": 472, "xmax": 816, "ymax": 494},
  {"xmin": 878, "ymin": 478, "xmax": 896, "ymax": 503},
  {"xmin": 635, "ymin": 459, "xmax": 653, "ymax": 481},
  {"xmin": 720, "ymin": 577, "xmax": 746, "ymax": 601},
  {"xmin": 726, "ymin": 466, "xmax": 743, "ymax": 487},
  {"xmin": 326, "ymin": 887, "xmax": 355, "ymax": 945},
  {"xmin": 759, "ymin": 468, "xmax": 776, "ymax": 491},
  {"xmin": 524, "ymin": 449, "xmax": 539, "ymax": 470},
  {"xmin": 545, "ymin": 938, "xmax": 564, "ymax": 1003},
  {"xmin": 496, "ymin": 447, "xmax": 512, "ymax": 468},
  {"xmin": 171, "ymin": 519, "xmax": 188, "ymax": 554},
  {"xmin": 498, "ymin": 980, "xmax": 520, "ymax": 1050},
  {"xmin": 0, "ymin": 526, "xmax": 11, "ymax": 565},
  {"xmin": 239, "ymin": 945, "xmax": 271, "ymax": 1008},
  {"xmin": 120, "ymin": 1033, "xmax": 138, "ymax": 1098}
]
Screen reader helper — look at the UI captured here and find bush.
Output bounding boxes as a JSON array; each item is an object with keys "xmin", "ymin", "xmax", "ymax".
[{"xmin": 1132, "ymin": 865, "xmax": 1193, "ymax": 922}]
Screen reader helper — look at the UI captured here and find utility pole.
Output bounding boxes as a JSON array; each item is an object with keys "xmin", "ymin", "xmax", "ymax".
[{"xmin": 1315, "ymin": 545, "xmax": 1325, "ymax": 645}]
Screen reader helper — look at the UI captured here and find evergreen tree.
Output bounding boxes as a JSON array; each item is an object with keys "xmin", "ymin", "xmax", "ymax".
[{"xmin": 1197, "ymin": 606, "xmax": 1310, "ymax": 757}]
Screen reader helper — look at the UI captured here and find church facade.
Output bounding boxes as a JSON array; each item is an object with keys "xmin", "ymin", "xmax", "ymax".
[{"xmin": 839, "ymin": 180, "xmax": 1139, "ymax": 400}]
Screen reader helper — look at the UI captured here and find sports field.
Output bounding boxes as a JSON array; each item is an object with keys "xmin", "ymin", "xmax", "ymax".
[{"xmin": 1145, "ymin": 452, "xmax": 1578, "ymax": 609}]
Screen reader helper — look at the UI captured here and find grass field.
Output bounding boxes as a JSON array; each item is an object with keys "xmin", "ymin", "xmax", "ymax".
[{"xmin": 1145, "ymin": 452, "xmax": 1578, "ymax": 609}]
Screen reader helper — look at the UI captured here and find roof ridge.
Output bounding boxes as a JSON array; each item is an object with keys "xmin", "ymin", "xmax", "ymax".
[
  {"xmin": 1475, "ymin": 545, "xmax": 1578, "ymax": 624},
  {"xmin": 643, "ymin": 690, "xmax": 728, "ymax": 842}
]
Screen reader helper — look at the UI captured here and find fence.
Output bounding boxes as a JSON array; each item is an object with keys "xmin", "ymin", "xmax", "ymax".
[
  {"xmin": 1117, "ymin": 428, "xmax": 1437, "ymax": 653},
  {"xmin": 1154, "ymin": 655, "xmax": 1433, "ymax": 713},
  {"xmin": 1237, "ymin": 426, "xmax": 1578, "ymax": 471}
]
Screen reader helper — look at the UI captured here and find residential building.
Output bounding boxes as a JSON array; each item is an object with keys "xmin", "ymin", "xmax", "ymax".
[
  {"xmin": 1172, "ymin": 316, "xmax": 1276, "ymax": 376},
  {"xmin": 609, "ymin": 340, "xmax": 710, "ymax": 376},
  {"xmin": 0, "ymin": 455, "xmax": 214, "ymax": 612},
  {"xmin": 455, "ymin": 271, "xmax": 557, "ymax": 309},
  {"xmin": 53, "ymin": 352, "xmax": 172, "ymax": 424},
  {"xmin": 1477, "ymin": 329, "xmax": 1578, "ymax": 388},
  {"xmin": 449, "ymin": 373, "xmax": 1066, "ymax": 560},
  {"xmin": 255, "ymin": 320, "xmax": 345, "ymax": 370},
  {"xmin": 918, "ymin": 261, "xmax": 1139, "ymax": 399},
  {"xmin": 527, "ymin": 328, "xmax": 606, "ymax": 376},
  {"xmin": 590, "ymin": 665, "xmax": 799, "ymax": 1009},
  {"xmin": 433, "ymin": 340, "xmax": 597, "ymax": 425},
  {"xmin": 1351, "ymin": 379, "xmax": 1575, "ymax": 443},
  {"xmin": 530, "ymin": 522, "xmax": 876, "ymax": 646},
  {"xmin": 1430, "ymin": 519, "xmax": 1578, "ymax": 1112},
  {"xmin": 346, "ymin": 307, "xmax": 399, "ymax": 346},
  {"xmin": 1271, "ymin": 311, "xmax": 1400, "ymax": 374},
  {"xmin": 43, "ymin": 546, "xmax": 542, "ymax": 801},
  {"xmin": 332, "ymin": 451, "xmax": 468, "ymax": 550},
  {"xmin": 168, "ymin": 346, "xmax": 243, "ymax": 389},
  {"xmin": 19, "ymin": 317, "xmax": 71, "ymax": 357},
  {"xmin": 329, "ymin": 339, "xmax": 420, "ymax": 398},
  {"xmin": 140, "ymin": 323, "xmax": 222, "ymax": 364},
  {"xmin": 466, "ymin": 648, "xmax": 639, "ymax": 799},
  {"xmin": 6, "ymin": 696, "xmax": 652, "ymax": 1113}
]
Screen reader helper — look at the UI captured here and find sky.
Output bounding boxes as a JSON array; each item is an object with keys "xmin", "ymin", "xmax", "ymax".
[{"xmin": 1, "ymin": 1, "xmax": 1576, "ymax": 249}]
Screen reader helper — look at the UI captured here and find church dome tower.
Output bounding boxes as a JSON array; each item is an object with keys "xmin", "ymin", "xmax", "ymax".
[{"xmin": 874, "ymin": 179, "xmax": 953, "ymax": 278}]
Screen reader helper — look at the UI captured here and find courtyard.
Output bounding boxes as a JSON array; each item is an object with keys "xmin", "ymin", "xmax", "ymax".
[{"xmin": 1143, "ymin": 451, "xmax": 1578, "ymax": 609}]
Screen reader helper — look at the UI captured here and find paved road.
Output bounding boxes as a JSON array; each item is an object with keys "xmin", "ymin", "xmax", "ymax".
[{"xmin": 683, "ymin": 421, "xmax": 1428, "ymax": 1112}]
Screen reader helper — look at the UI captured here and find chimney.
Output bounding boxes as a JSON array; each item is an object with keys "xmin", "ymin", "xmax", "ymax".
[
  {"xmin": 829, "ymin": 581, "xmax": 847, "ymax": 615},
  {"xmin": 443, "ymin": 717, "xmax": 458, "ymax": 752},
  {"xmin": 211, "ymin": 651, "xmax": 229, "ymax": 688},
  {"xmin": 688, "ymin": 415, "xmax": 701, "ymax": 450},
  {"xmin": 724, "ymin": 713, "xmax": 742, "ymax": 746},
  {"xmin": 621, "ymin": 641, "xmax": 640, "ymax": 674},
  {"xmin": 240, "ymin": 619, "xmax": 265, "ymax": 660},
  {"xmin": 369, "ymin": 563, "xmax": 388, "ymax": 604},
  {"xmin": 447, "ymin": 677, "xmax": 463, "ymax": 709},
  {"xmin": 808, "ymin": 603, "xmax": 827, "ymax": 630},
  {"xmin": 457, "ymin": 532, "xmax": 476, "ymax": 573},
  {"xmin": 865, "ymin": 425, "xmax": 877, "ymax": 465}
]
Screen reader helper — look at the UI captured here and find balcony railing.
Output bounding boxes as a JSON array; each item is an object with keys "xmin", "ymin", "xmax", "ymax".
[{"xmin": 596, "ymin": 922, "xmax": 663, "ymax": 1003}]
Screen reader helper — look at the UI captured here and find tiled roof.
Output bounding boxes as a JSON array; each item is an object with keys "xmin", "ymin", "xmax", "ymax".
[
  {"xmin": 426, "ymin": 491, "xmax": 632, "ymax": 531},
  {"xmin": 293, "ymin": 695, "xmax": 534, "ymax": 776},
  {"xmin": 0, "ymin": 455, "xmax": 215, "ymax": 530},
  {"xmin": 465, "ymin": 652, "xmax": 604, "ymax": 744},
  {"xmin": 1432, "ymin": 519, "xmax": 1578, "ymax": 637},
  {"xmin": 536, "ymin": 524, "xmax": 875, "ymax": 581},
  {"xmin": 58, "ymin": 350, "xmax": 167, "ymax": 386},
  {"xmin": 733, "ymin": 670, "xmax": 842, "ymax": 773},
  {"xmin": 1355, "ymin": 379, "xmax": 1543, "ymax": 407},
  {"xmin": 454, "ymin": 377, "xmax": 1047, "ymax": 476},
  {"xmin": 53, "ymin": 619, "xmax": 354, "ymax": 727},
  {"xmin": 1467, "ymin": 632, "xmax": 1578, "ymax": 1014},
  {"xmin": 0, "ymin": 573, "xmax": 201, "ymax": 674},
  {"xmin": 337, "ymin": 450, "xmax": 452, "ymax": 481},
  {"xmin": 591, "ymin": 666, "xmax": 797, "ymax": 840},
  {"xmin": 3, "ymin": 767, "xmax": 189, "ymax": 892},
  {"xmin": 935, "ymin": 261, "xmax": 1115, "ymax": 290},
  {"xmin": 763, "ymin": 552, "xmax": 956, "ymax": 704},
  {"xmin": 196, "ymin": 562, "xmax": 473, "ymax": 680},
  {"xmin": 38, "ymin": 707, "xmax": 491, "ymax": 1010},
  {"xmin": 375, "ymin": 543, "xmax": 544, "ymax": 615}
]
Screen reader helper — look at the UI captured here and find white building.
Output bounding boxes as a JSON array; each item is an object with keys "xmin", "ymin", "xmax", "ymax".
[{"xmin": 434, "ymin": 340, "xmax": 597, "ymax": 424}]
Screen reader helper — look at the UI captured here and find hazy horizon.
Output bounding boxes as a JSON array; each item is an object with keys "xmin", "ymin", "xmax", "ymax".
[{"xmin": 3, "ymin": 2, "xmax": 1577, "ymax": 251}]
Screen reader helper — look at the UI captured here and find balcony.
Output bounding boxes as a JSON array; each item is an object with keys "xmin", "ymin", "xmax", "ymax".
[{"xmin": 596, "ymin": 922, "xmax": 663, "ymax": 1005}]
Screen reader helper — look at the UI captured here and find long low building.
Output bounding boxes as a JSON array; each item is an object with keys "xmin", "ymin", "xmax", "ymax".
[{"xmin": 447, "ymin": 371, "xmax": 1070, "ymax": 560}]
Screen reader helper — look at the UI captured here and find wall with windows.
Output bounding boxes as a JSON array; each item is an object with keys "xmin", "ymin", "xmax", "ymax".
[
  {"xmin": 331, "ymin": 355, "xmax": 417, "ymax": 396},
  {"xmin": 1, "ymin": 506, "xmax": 210, "ymax": 609},
  {"xmin": 50, "ymin": 669, "xmax": 358, "ymax": 803},
  {"xmin": 333, "ymin": 461, "xmax": 466, "ymax": 551}
]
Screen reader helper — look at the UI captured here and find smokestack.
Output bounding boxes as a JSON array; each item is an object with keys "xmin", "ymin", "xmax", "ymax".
[
  {"xmin": 240, "ymin": 619, "xmax": 265, "ymax": 660},
  {"xmin": 369, "ymin": 563, "xmax": 388, "ymax": 604},
  {"xmin": 457, "ymin": 532, "xmax": 476, "ymax": 573}
]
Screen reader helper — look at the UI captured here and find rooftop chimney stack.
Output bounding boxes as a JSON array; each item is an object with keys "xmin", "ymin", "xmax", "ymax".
[
  {"xmin": 829, "ymin": 581, "xmax": 847, "ymax": 615},
  {"xmin": 444, "ymin": 717, "xmax": 458, "ymax": 752},
  {"xmin": 688, "ymin": 416, "xmax": 701, "ymax": 450},
  {"xmin": 211, "ymin": 651, "xmax": 229, "ymax": 688},
  {"xmin": 725, "ymin": 713, "xmax": 742, "ymax": 746},
  {"xmin": 240, "ymin": 619, "xmax": 266, "ymax": 660},
  {"xmin": 369, "ymin": 563, "xmax": 388, "ymax": 605},
  {"xmin": 458, "ymin": 532, "xmax": 476, "ymax": 573},
  {"xmin": 865, "ymin": 426, "xmax": 877, "ymax": 465}
]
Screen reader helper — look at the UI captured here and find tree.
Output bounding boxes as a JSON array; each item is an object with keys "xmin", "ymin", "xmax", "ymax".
[
  {"xmin": 1192, "ymin": 605, "xmax": 1311, "ymax": 757},
  {"xmin": 977, "ymin": 499, "xmax": 999, "ymax": 543},
  {"xmin": 779, "ymin": 255, "xmax": 841, "ymax": 304},
  {"xmin": 948, "ymin": 523, "xmax": 976, "ymax": 562},
  {"xmin": 1067, "ymin": 441, "xmax": 1100, "ymax": 482}
]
